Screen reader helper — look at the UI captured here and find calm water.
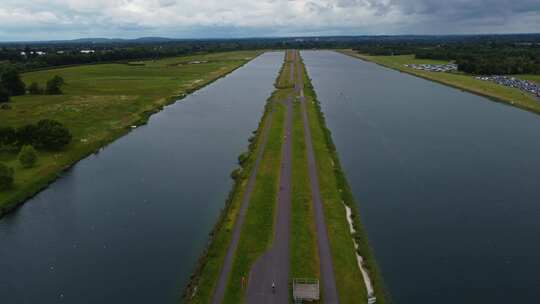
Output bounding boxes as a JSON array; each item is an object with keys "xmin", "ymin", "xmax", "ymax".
[
  {"xmin": 0, "ymin": 52, "xmax": 283, "ymax": 304},
  {"xmin": 302, "ymin": 51, "xmax": 540, "ymax": 303}
]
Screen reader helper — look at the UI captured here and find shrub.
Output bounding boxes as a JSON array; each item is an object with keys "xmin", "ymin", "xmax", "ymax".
[
  {"xmin": 0, "ymin": 66, "xmax": 25, "ymax": 96},
  {"xmin": 16, "ymin": 124, "xmax": 39, "ymax": 146},
  {"xmin": 45, "ymin": 75, "xmax": 64, "ymax": 95},
  {"xmin": 35, "ymin": 119, "xmax": 72, "ymax": 150},
  {"xmin": 0, "ymin": 163, "xmax": 14, "ymax": 190},
  {"xmin": 18, "ymin": 145, "xmax": 38, "ymax": 168},
  {"xmin": 0, "ymin": 127, "xmax": 16, "ymax": 147},
  {"xmin": 28, "ymin": 82, "xmax": 43, "ymax": 95},
  {"xmin": 0, "ymin": 84, "xmax": 9, "ymax": 103}
]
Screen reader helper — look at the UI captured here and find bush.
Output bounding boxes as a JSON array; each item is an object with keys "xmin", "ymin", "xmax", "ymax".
[
  {"xmin": 35, "ymin": 119, "xmax": 72, "ymax": 150},
  {"xmin": 28, "ymin": 82, "xmax": 43, "ymax": 95},
  {"xmin": 0, "ymin": 127, "xmax": 16, "ymax": 145},
  {"xmin": 0, "ymin": 66, "xmax": 25, "ymax": 96},
  {"xmin": 0, "ymin": 84, "xmax": 9, "ymax": 103},
  {"xmin": 18, "ymin": 145, "xmax": 38, "ymax": 168},
  {"xmin": 45, "ymin": 75, "xmax": 64, "ymax": 95},
  {"xmin": 0, "ymin": 163, "xmax": 14, "ymax": 190},
  {"xmin": 16, "ymin": 124, "xmax": 39, "ymax": 146}
]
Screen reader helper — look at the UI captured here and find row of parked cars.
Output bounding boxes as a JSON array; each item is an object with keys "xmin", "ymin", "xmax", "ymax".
[
  {"xmin": 475, "ymin": 76, "xmax": 540, "ymax": 98},
  {"xmin": 404, "ymin": 63, "xmax": 458, "ymax": 72}
]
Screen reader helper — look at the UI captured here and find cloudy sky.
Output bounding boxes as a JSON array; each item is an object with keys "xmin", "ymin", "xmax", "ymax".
[{"xmin": 0, "ymin": 0, "xmax": 539, "ymax": 41}]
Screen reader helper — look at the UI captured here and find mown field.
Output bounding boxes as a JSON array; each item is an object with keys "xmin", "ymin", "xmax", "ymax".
[
  {"xmin": 339, "ymin": 50, "xmax": 540, "ymax": 115},
  {"xmin": 0, "ymin": 50, "xmax": 261, "ymax": 215}
]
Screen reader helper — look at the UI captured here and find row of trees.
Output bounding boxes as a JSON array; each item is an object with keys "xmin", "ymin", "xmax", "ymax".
[
  {"xmin": 0, "ymin": 119, "xmax": 72, "ymax": 150},
  {"xmin": 353, "ymin": 42, "xmax": 540, "ymax": 75}
]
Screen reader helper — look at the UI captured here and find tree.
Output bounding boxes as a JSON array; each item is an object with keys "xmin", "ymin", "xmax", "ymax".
[
  {"xmin": 36, "ymin": 119, "xmax": 72, "ymax": 150},
  {"xmin": 0, "ymin": 84, "xmax": 9, "ymax": 103},
  {"xmin": 18, "ymin": 145, "xmax": 38, "ymax": 168},
  {"xmin": 16, "ymin": 124, "xmax": 39, "ymax": 146},
  {"xmin": 0, "ymin": 127, "xmax": 16, "ymax": 147},
  {"xmin": 0, "ymin": 66, "xmax": 26, "ymax": 96},
  {"xmin": 0, "ymin": 163, "xmax": 14, "ymax": 190},
  {"xmin": 28, "ymin": 82, "xmax": 43, "ymax": 95},
  {"xmin": 45, "ymin": 75, "xmax": 64, "ymax": 95}
]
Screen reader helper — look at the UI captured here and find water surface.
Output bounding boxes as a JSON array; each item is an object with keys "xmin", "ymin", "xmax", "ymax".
[
  {"xmin": 302, "ymin": 50, "xmax": 540, "ymax": 303},
  {"xmin": 0, "ymin": 52, "xmax": 283, "ymax": 304}
]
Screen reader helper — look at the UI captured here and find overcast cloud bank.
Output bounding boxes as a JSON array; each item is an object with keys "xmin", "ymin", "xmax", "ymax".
[{"xmin": 0, "ymin": 0, "xmax": 539, "ymax": 41}]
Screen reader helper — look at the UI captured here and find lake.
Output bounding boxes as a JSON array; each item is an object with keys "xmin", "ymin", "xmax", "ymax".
[
  {"xmin": 0, "ymin": 51, "xmax": 283, "ymax": 304},
  {"xmin": 302, "ymin": 50, "xmax": 540, "ymax": 303}
]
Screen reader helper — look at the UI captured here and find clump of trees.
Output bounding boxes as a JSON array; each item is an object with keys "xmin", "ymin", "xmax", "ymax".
[
  {"xmin": 18, "ymin": 145, "xmax": 38, "ymax": 168},
  {"xmin": 28, "ymin": 75, "xmax": 65, "ymax": 95},
  {"xmin": 0, "ymin": 163, "xmax": 14, "ymax": 190},
  {"xmin": 0, "ymin": 119, "xmax": 72, "ymax": 150},
  {"xmin": 0, "ymin": 65, "xmax": 26, "ymax": 103}
]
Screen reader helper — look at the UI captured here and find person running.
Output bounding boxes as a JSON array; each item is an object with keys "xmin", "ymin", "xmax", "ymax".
[{"xmin": 272, "ymin": 281, "xmax": 276, "ymax": 294}]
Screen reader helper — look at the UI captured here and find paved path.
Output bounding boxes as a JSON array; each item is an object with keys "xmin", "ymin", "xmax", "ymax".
[
  {"xmin": 246, "ymin": 50, "xmax": 294, "ymax": 304},
  {"xmin": 211, "ymin": 86, "xmax": 277, "ymax": 304},
  {"xmin": 296, "ymin": 50, "xmax": 340, "ymax": 303}
]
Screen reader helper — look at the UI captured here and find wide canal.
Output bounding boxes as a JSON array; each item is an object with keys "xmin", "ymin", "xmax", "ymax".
[
  {"xmin": 302, "ymin": 50, "xmax": 540, "ymax": 304},
  {"xmin": 0, "ymin": 52, "xmax": 283, "ymax": 303}
]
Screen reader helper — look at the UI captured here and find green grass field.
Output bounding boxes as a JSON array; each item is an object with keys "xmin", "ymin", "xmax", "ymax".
[
  {"xmin": 339, "ymin": 50, "xmax": 540, "ymax": 116},
  {"xmin": 0, "ymin": 50, "xmax": 261, "ymax": 216},
  {"xmin": 300, "ymin": 55, "xmax": 388, "ymax": 303}
]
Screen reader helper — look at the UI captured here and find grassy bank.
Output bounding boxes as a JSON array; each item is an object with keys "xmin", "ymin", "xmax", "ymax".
[
  {"xmin": 0, "ymin": 50, "xmax": 261, "ymax": 217},
  {"xmin": 338, "ymin": 49, "xmax": 540, "ymax": 115},
  {"xmin": 299, "ymin": 54, "xmax": 388, "ymax": 303}
]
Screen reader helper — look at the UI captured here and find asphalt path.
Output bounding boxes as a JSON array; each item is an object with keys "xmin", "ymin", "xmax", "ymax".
[{"xmin": 296, "ymin": 50, "xmax": 340, "ymax": 303}]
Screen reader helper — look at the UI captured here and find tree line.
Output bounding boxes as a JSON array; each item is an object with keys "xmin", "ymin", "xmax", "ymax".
[
  {"xmin": 352, "ymin": 41, "xmax": 540, "ymax": 75},
  {"xmin": 0, "ymin": 65, "xmax": 64, "ymax": 102}
]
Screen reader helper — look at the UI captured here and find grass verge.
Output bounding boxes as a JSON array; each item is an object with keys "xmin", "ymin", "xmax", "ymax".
[
  {"xmin": 338, "ymin": 49, "xmax": 540, "ymax": 116},
  {"xmin": 299, "ymin": 54, "xmax": 388, "ymax": 303}
]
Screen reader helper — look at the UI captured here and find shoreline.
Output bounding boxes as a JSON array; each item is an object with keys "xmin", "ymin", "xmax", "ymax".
[
  {"xmin": 337, "ymin": 50, "xmax": 540, "ymax": 117},
  {"xmin": 0, "ymin": 53, "xmax": 261, "ymax": 219}
]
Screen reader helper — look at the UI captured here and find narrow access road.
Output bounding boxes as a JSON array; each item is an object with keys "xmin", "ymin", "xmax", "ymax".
[
  {"xmin": 296, "ymin": 50, "xmax": 340, "ymax": 303},
  {"xmin": 211, "ymin": 90, "xmax": 277, "ymax": 304},
  {"xmin": 245, "ymin": 50, "xmax": 295, "ymax": 303}
]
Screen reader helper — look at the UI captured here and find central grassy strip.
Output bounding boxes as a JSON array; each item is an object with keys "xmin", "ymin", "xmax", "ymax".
[
  {"xmin": 299, "ymin": 54, "xmax": 388, "ymax": 303},
  {"xmin": 290, "ymin": 81, "xmax": 319, "ymax": 280}
]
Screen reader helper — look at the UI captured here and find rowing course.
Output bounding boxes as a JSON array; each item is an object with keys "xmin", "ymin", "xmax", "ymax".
[
  {"xmin": 0, "ymin": 52, "xmax": 284, "ymax": 304},
  {"xmin": 302, "ymin": 50, "xmax": 540, "ymax": 304}
]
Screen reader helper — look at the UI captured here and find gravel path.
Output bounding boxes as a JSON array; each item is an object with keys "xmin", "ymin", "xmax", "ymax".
[{"xmin": 296, "ymin": 50, "xmax": 340, "ymax": 303}]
